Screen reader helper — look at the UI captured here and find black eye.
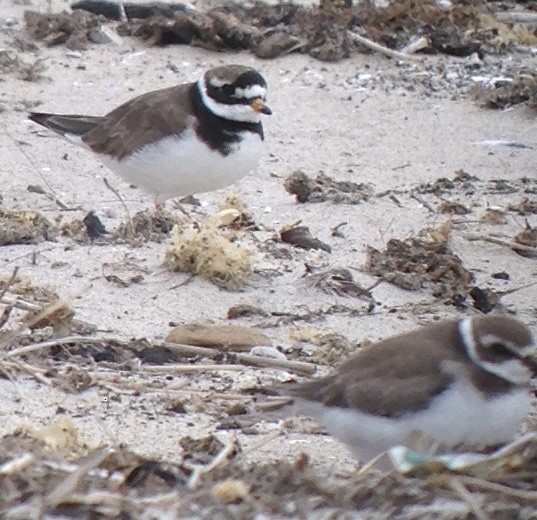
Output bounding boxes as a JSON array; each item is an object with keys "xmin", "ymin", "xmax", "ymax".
[
  {"xmin": 488, "ymin": 343, "xmax": 513, "ymax": 358},
  {"xmin": 221, "ymin": 84, "xmax": 235, "ymax": 96}
]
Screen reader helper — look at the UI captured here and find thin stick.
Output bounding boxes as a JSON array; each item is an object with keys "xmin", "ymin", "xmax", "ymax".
[
  {"xmin": 103, "ymin": 178, "xmax": 129, "ymax": 215},
  {"xmin": 0, "ymin": 453, "xmax": 35, "ymax": 475},
  {"xmin": 56, "ymin": 490, "xmax": 122, "ymax": 509},
  {"xmin": 45, "ymin": 447, "xmax": 111, "ymax": 507},
  {"xmin": 140, "ymin": 364, "xmax": 245, "ymax": 373},
  {"xmin": 0, "ymin": 296, "xmax": 96, "ymax": 332},
  {"xmin": 448, "ymin": 477, "xmax": 488, "ymax": 520},
  {"xmin": 456, "ymin": 475, "xmax": 537, "ymax": 502},
  {"xmin": 0, "ymin": 298, "xmax": 77, "ymax": 349},
  {"xmin": 410, "ymin": 192, "xmax": 436, "ymax": 213},
  {"xmin": 104, "ymin": 177, "xmax": 132, "ymax": 234},
  {"xmin": 187, "ymin": 435, "xmax": 238, "ymax": 489},
  {"xmin": 496, "ymin": 12, "xmax": 537, "ymax": 24},
  {"xmin": 3, "ymin": 359, "xmax": 51, "ymax": 385},
  {"xmin": 27, "ymin": 184, "xmax": 73, "ymax": 211},
  {"xmin": 255, "ymin": 397, "xmax": 293, "ymax": 412},
  {"xmin": 399, "ymin": 36, "xmax": 430, "ymax": 54},
  {"xmin": 464, "ymin": 234, "xmax": 537, "ymax": 255},
  {"xmin": 162, "ymin": 341, "xmax": 317, "ymax": 375},
  {"xmin": 348, "ymin": 31, "xmax": 422, "ymax": 61},
  {"xmin": 0, "ymin": 266, "xmax": 19, "ymax": 302},
  {"xmin": 4, "ymin": 335, "xmax": 117, "ymax": 357},
  {"xmin": 5, "ymin": 335, "xmax": 317, "ymax": 375},
  {"xmin": 0, "ymin": 304, "xmax": 13, "ymax": 330},
  {"xmin": 0, "ymin": 296, "xmax": 44, "ymax": 311}
]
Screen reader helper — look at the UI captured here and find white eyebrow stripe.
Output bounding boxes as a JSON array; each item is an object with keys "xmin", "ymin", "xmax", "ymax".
[{"xmin": 208, "ymin": 77, "xmax": 228, "ymax": 88}]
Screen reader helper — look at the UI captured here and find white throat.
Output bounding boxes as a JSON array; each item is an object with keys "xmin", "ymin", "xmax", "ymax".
[{"xmin": 197, "ymin": 78, "xmax": 263, "ymax": 124}]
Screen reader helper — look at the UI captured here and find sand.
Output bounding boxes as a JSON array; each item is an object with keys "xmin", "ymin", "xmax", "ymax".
[{"xmin": 0, "ymin": 0, "xmax": 536, "ymax": 515}]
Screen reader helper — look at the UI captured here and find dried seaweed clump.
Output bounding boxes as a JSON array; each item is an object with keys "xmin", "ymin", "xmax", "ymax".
[
  {"xmin": 164, "ymin": 213, "xmax": 254, "ymax": 290},
  {"xmin": 0, "ymin": 208, "xmax": 55, "ymax": 245},
  {"xmin": 512, "ymin": 221, "xmax": 537, "ymax": 258},
  {"xmin": 366, "ymin": 223, "xmax": 474, "ymax": 300},
  {"xmin": 285, "ymin": 170, "xmax": 372, "ymax": 204},
  {"xmin": 357, "ymin": 0, "xmax": 485, "ymax": 56},
  {"xmin": 24, "ymin": 0, "xmax": 533, "ymax": 62},
  {"xmin": 24, "ymin": 9, "xmax": 103, "ymax": 50},
  {"xmin": 474, "ymin": 69, "xmax": 537, "ymax": 109},
  {"xmin": 114, "ymin": 208, "xmax": 187, "ymax": 243}
]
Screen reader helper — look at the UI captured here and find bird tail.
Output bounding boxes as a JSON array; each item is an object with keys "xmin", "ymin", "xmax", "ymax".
[{"xmin": 28, "ymin": 113, "xmax": 102, "ymax": 138}]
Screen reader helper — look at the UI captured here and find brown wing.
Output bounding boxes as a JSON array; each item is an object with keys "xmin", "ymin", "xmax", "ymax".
[
  {"xmin": 287, "ymin": 324, "xmax": 463, "ymax": 417},
  {"xmin": 82, "ymin": 83, "xmax": 194, "ymax": 160}
]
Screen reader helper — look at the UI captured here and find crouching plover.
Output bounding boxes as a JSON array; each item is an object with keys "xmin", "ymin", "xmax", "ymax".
[{"xmin": 279, "ymin": 316, "xmax": 536, "ymax": 462}]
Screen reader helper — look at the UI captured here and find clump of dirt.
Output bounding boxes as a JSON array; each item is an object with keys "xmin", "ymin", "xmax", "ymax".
[
  {"xmin": 365, "ymin": 222, "xmax": 474, "ymax": 301},
  {"xmin": 285, "ymin": 170, "xmax": 373, "ymax": 204}
]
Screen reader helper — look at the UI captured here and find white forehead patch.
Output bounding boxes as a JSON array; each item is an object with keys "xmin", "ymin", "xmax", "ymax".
[
  {"xmin": 233, "ymin": 85, "xmax": 267, "ymax": 100},
  {"xmin": 209, "ymin": 77, "xmax": 228, "ymax": 88}
]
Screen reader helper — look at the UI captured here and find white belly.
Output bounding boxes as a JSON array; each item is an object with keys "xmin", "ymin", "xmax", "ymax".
[
  {"xmin": 101, "ymin": 129, "xmax": 263, "ymax": 203},
  {"xmin": 294, "ymin": 381, "xmax": 532, "ymax": 462}
]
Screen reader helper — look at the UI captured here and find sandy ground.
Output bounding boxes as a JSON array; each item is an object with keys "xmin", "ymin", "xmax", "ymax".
[{"xmin": 1, "ymin": 0, "xmax": 537, "ymax": 513}]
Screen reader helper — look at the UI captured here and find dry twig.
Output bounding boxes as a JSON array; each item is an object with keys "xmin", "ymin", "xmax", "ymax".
[
  {"xmin": 464, "ymin": 234, "xmax": 537, "ymax": 255},
  {"xmin": 27, "ymin": 184, "xmax": 73, "ymax": 211},
  {"xmin": 496, "ymin": 12, "xmax": 537, "ymax": 25},
  {"xmin": 454, "ymin": 475, "xmax": 537, "ymax": 502},
  {"xmin": 187, "ymin": 435, "xmax": 238, "ymax": 489},
  {"xmin": 45, "ymin": 448, "xmax": 112, "ymax": 507},
  {"xmin": 0, "ymin": 267, "xmax": 19, "ymax": 302},
  {"xmin": 348, "ymin": 31, "xmax": 422, "ymax": 62},
  {"xmin": 140, "ymin": 363, "xmax": 245, "ymax": 373},
  {"xmin": 448, "ymin": 477, "xmax": 487, "ymax": 520},
  {"xmin": 163, "ymin": 341, "xmax": 316, "ymax": 375},
  {"xmin": 4, "ymin": 335, "xmax": 317, "ymax": 375}
]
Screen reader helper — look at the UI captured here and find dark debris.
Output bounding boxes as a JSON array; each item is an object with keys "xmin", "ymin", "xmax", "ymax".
[
  {"xmin": 366, "ymin": 224, "xmax": 474, "ymax": 301},
  {"xmin": 0, "ymin": 208, "xmax": 55, "ymax": 245},
  {"xmin": 113, "ymin": 208, "xmax": 185, "ymax": 243},
  {"xmin": 474, "ymin": 69, "xmax": 537, "ymax": 109},
  {"xmin": 285, "ymin": 170, "xmax": 372, "ymax": 204},
  {"xmin": 23, "ymin": 0, "xmax": 534, "ymax": 61},
  {"xmin": 280, "ymin": 224, "xmax": 331, "ymax": 253}
]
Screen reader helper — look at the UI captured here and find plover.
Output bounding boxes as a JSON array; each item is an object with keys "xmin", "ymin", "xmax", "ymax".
[
  {"xmin": 29, "ymin": 64, "xmax": 272, "ymax": 204},
  {"xmin": 279, "ymin": 315, "xmax": 536, "ymax": 461}
]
